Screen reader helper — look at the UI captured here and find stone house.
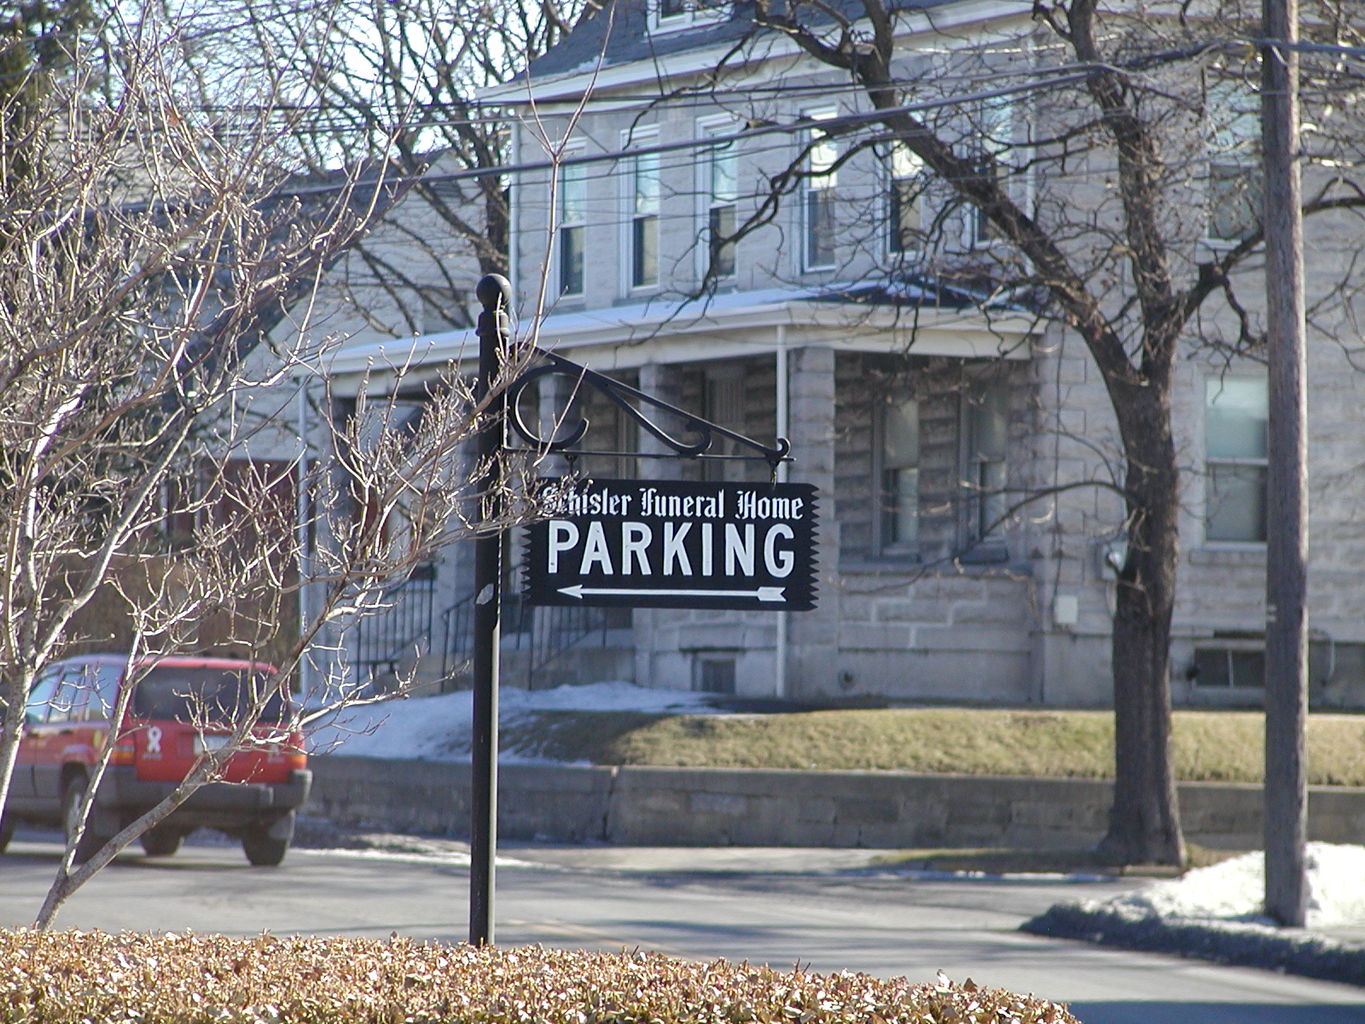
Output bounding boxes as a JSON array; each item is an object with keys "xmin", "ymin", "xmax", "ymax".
[{"xmin": 324, "ymin": 0, "xmax": 1365, "ymax": 708}]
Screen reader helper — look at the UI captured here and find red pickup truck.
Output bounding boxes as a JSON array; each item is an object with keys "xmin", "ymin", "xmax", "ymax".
[{"xmin": 1, "ymin": 655, "xmax": 311, "ymax": 865}]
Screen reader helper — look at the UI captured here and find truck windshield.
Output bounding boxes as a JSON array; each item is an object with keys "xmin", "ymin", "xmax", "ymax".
[{"xmin": 131, "ymin": 667, "xmax": 290, "ymax": 725}]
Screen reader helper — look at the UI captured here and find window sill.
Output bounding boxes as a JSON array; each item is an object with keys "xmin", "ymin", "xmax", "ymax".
[
  {"xmin": 1189, "ymin": 544, "xmax": 1266, "ymax": 567},
  {"xmin": 957, "ymin": 542, "xmax": 1010, "ymax": 565},
  {"xmin": 839, "ymin": 552, "xmax": 1027, "ymax": 577}
]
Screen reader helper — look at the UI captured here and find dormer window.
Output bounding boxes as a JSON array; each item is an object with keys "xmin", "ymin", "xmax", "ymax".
[{"xmin": 651, "ymin": 0, "xmax": 728, "ymax": 32}]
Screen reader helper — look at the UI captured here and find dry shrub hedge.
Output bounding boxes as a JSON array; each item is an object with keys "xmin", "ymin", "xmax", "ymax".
[{"xmin": 0, "ymin": 930, "xmax": 1079, "ymax": 1024}]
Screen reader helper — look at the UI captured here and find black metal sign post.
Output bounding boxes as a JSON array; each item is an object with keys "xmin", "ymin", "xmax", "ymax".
[
  {"xmin": 469, "ymin": 274, "xmax": 510, "ymax": 946},
  {"xmin": 466, "ymin": 274, "xmax": 815, "ymax": 945}
]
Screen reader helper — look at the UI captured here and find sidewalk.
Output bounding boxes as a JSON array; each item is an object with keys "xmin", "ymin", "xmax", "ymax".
[{"xmin": 311, "ymin": 824, "xmax": 1365, "ymax": 987}]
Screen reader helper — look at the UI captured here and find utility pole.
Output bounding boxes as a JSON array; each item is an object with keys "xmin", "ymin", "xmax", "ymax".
[
  {"xmin": 470, "ymin": 273, "xmax": 511, "ymax": 944},
  {"xmin": 1261, "ymin": 0, "xmax": 1308, "ymax": 928}
]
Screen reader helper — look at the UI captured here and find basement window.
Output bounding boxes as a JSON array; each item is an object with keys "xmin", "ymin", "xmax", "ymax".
[
  {"xmin": 1191, "ymin": 645, "xmax": 1265, "ymax": 688},
  {"xmin": 694, "ymin": 655, "xmax": 737, "ymax": 695}
]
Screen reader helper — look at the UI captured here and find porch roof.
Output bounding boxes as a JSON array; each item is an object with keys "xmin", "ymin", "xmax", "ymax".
[{"xmin": 324, "ymin": 278, "xmax": 1039, "ymax": 379}]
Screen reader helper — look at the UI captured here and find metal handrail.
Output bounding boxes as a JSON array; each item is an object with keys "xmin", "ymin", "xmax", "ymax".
[
  {"xmin": 438, "ymin": 585, "xmax": 627, "ymax": 688},
  {"xmin": 353, "ymin": 563, "xmax": 437, "ymax": 686}
]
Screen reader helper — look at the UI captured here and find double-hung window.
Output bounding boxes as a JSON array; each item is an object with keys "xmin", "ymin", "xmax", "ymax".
[
  {"xmin": 1205, "ymin": 377, "xmax": 1268, "ymax": 542},
  {"xmin": 966, "ymin": 98, "xmax": 1011, "ymax": 248},
  {"xmin": 963, "ymin": 383, "xmax": 1009, "ymax": 544},
  {"xmin": 701, "ymin": 122, "xmax": 738, "ymax": 280},
  {"xmin": 1205, "ymin": 75, "xmax": 1262, "ymax": 242},
  {"xmin": 557, "ymin": 157, "xmax": 587, "ymax": 297},
  {"xmin": 886, "ymin": 140, "xmax": 922, "ymax": 254},
  {"xmin": 878, "ymin": 396, "xmax": 920, "ymax": 553},
  {"xmin": 803, "ymin": 111, "xmax": 839, "ymax": 270},
  {"xmin": 625, "ymin": 132, "xmax": 660, "ymax": 290}
]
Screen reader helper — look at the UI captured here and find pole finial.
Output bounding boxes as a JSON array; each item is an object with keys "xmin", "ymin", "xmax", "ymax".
[{"xmin": 476, "ymin": 274, "xmax": 512, "ymax": 312}]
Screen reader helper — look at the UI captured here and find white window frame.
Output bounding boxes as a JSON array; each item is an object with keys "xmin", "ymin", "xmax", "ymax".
[
  {"xmin": 1204, "ymin": 376, "xmax": 1268, "ymax": 545},
  {"xmin": 650, "ymin": 0, "xmax": 729, "ymax": 33},
  {"xmin": 1204, "ymin": 74, "xmax": 1262, "ymax": 244},
  {"xmin": 696, "ymin": 117, "xmax": 739, "ymax": 284},
  {"xmin": 555, "ymin": 146, "xmax": 587, "ymax": 298},
  {"xmin": 883, "ymin": 139, "xmax": 924, "ymax": 257},
  {"xmin": 964, "ymin": 96, "xmax": 1013, "ymax": 250},
  {"xmin": 621, "ymin": 127, "xmax": 661, "ymax": 293},
  {"xmin": 802, "ymin": 109, "xmax": 839, "ymax": 272}
]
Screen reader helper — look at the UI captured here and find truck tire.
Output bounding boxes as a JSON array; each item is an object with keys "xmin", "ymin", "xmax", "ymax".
[
  {"xmin": 140, "ymin": 825, "xmax": 183, "ymax": 857},
  {"xmin": 241, "ymin": 810, "xmax": 294, "ymax": 867},
  {"xmin": 62, "ymin": 775, "xmax": 110, "ymax": 865}
]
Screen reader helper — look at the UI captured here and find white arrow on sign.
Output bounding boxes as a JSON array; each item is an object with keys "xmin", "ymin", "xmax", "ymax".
[{"xmin": 558, "ymin": 584, "xmax": 786, "ymax": 603}]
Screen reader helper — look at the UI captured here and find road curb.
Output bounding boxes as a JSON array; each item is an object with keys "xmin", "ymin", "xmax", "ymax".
[{"xmin": 1022, "ymin": 903, "xmax": 1365, "ymax": 987}]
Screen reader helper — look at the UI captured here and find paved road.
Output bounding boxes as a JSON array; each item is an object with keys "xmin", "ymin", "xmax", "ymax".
[{"xmin": 1, "ymin": 834, "xmax": 1363, "ymax": 1024}]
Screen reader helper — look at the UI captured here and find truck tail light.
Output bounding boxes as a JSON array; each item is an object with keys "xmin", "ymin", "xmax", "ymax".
[{"xmin": 110, "ymin": 735, "xmax": 137, "ymax": 765}]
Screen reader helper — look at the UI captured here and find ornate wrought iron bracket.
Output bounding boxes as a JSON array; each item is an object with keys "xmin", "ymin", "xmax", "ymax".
[{"xmin": 505, "ymin": 347, "xmax": 791, "ymax": 474}]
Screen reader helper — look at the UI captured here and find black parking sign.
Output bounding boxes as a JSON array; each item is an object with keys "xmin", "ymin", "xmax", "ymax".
[{"xmin": 524, "ymin": 478, "xmax": 818, "ymax": 611}]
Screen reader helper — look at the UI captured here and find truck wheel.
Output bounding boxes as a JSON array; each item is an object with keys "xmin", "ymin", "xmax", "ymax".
[
  {"xmin": 61, "ymin": 775, "xmax": 109, "ymax": 865},
  {"xmin": 241, "ymin": 811, "xmax": 294, "ymax": 867},
  {"xmin": 140, "ymin": 825, "xmax": 182, "ymax": 857}
]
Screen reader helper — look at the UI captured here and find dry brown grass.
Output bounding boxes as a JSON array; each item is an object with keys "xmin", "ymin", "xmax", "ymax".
[
  {"xmin": 522, "ymin": 707, "xmax": 1365, "ymax": 786},
  {"xmin": 0, "ymin": 930, "xmax": 1078, "ymax": 1024}
]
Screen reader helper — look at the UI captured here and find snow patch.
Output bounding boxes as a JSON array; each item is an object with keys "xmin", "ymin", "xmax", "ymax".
[
  {"xmin": 1085, "ymin": 843, "xmax": 1365, "ymax": 929},
  {"xmin": 307, "ymin": 681, "xmax": 727, "ymax": 763}
]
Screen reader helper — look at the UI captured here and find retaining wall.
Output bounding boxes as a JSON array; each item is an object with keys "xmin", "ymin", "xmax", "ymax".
[{"xmin": 308, "ymin": 756, "xmax": 1365, "ymax": 850}]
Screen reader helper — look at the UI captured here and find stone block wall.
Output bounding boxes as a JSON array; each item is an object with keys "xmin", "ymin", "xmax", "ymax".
[{"xmin": 309, "ymin": 756, "xmax": 1365, "ymax": 852}]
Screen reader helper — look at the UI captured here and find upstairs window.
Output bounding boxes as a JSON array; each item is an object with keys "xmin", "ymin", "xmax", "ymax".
[
  {"xmin": 1205, "ymin": 75, "xmax": 1262, "ymax": 242},
  {"xmin": 701, "ymin": 122, "xmax": 739, "ymax": 280},
  {"xmin": 558, "ymin": 158, "xmax": 587, "ymax": 297},
  {"xmin": 803, "ymin": 111, "xmax": 839, "ymax": 270},
  {"xmin": 886, "ymin": 140, "xmax": 923, "ymax": 254},
  {"xmin": 1205, "ymin": 377, "xmax": 1268, "ymax": 543},
  {"xmin": 966, "ymin": 98, "xmax": 1012, "ymax": 248},
  {"xmin": 625, "ymin": 132, "xmax": 660, "ymax": 290}
]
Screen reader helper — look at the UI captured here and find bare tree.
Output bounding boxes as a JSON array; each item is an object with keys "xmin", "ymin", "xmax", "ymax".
[
  {"xmin": 160, "ymin": 0, "xmax": 592, "ymax": 339},
  {"xmin": 650, "ymin": 0, "xmax": 1365, "ymax": 863},
  {"xmin": 0, "ymin": 6, "xmax": 546, "ymax": 926}
]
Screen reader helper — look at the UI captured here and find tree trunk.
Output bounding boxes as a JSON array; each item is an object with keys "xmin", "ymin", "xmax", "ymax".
[{"xmin": 1100, "ymin": 399, "xmax": 1186, "ymax": 866}]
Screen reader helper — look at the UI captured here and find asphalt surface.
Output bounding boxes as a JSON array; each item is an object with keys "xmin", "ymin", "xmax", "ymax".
[{"xmin": 3, "ymin": 825, "xmax": 1364, "ymax": 1024}]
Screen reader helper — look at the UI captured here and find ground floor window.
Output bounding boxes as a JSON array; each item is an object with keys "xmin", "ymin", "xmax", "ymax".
[
  {"xmin": 1205, "ymin": 377, "xmax": 1268, "ymax": 543},
  {"xmin": 878, "ymin": 396, "xmax": 919, "ymax": 553}
]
